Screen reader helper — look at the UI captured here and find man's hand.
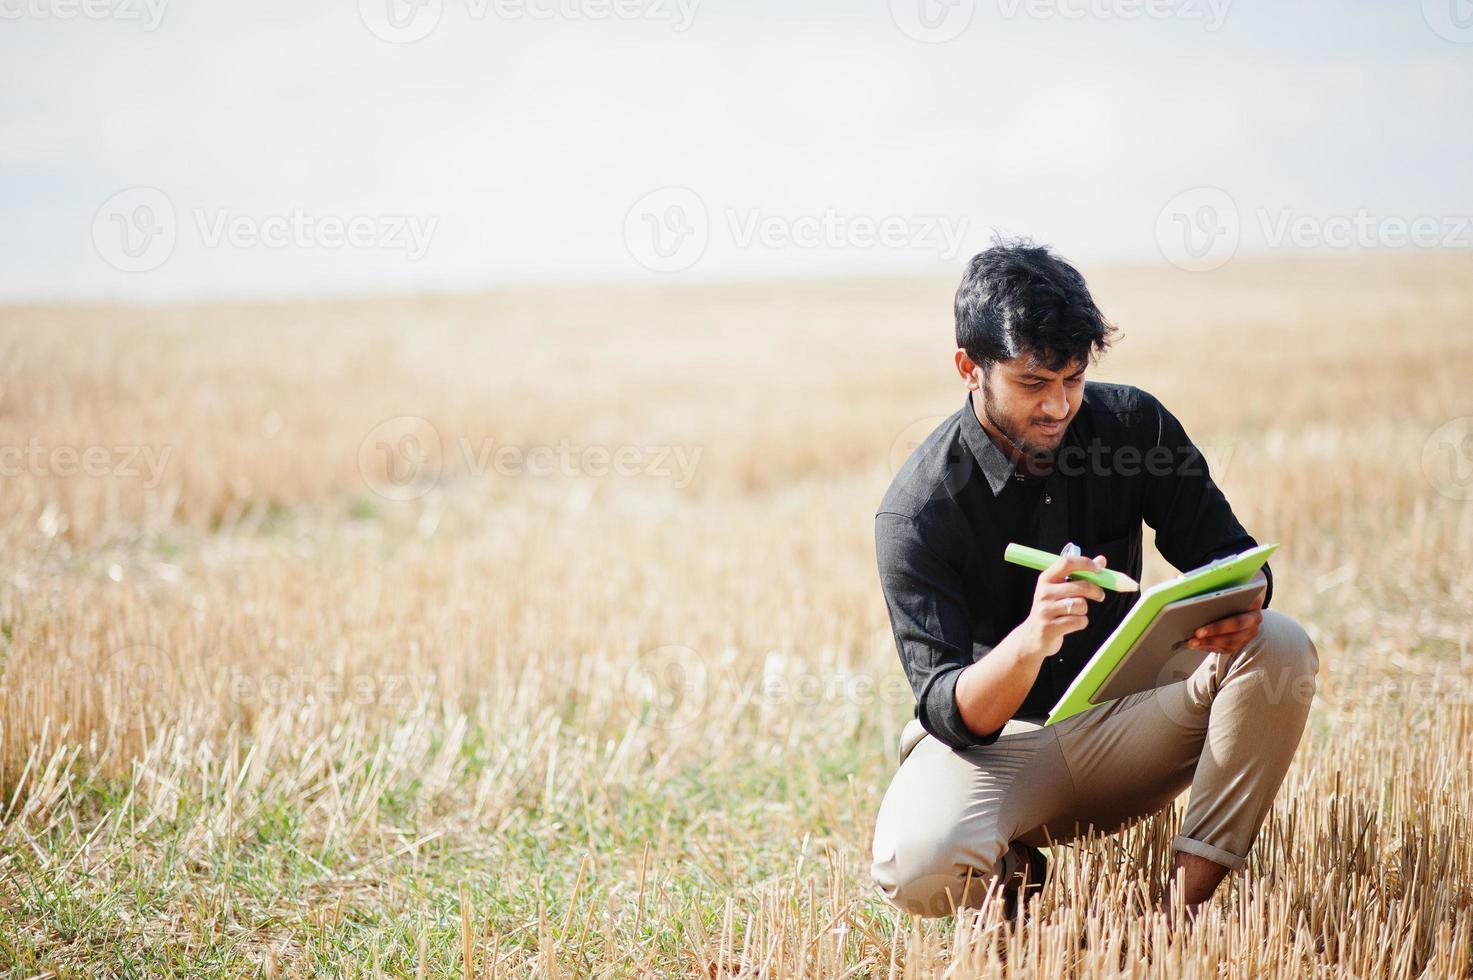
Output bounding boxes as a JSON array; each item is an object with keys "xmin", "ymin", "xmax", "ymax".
[
  {"xmin": 954, "ymin": 552, "xmax": 1112, "ymax": 738},
  {"xmin": 1019, "ymin": 554, "xmax": 1109, "ymax": 660},
  {"xmin": 1186, "ymin": 570, "xmax": 1266, "ymax": 656}
]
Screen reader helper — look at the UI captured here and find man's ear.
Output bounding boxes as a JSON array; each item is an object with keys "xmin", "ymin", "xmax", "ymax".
[{"xmin": 954, "ymin": 349, "xmax": 983, "ymax": 391}]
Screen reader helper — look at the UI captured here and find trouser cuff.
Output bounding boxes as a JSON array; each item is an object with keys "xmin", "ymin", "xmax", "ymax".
[{"xmin": 1172, "ymin": 835, "xmax": 1247, "ymax": 870}]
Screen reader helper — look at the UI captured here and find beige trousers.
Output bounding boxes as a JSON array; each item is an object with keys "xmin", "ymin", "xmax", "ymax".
[{"xmin": 870, "ymin": 609, "xmax": 1319, "ymax": 918}]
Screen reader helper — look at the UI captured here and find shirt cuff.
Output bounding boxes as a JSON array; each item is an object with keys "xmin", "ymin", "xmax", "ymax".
[{"xmin": 920, "ymin": 666, "xmax": 1003, "ymax": 751}]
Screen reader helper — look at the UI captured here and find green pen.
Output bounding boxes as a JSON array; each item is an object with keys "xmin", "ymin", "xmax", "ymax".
[{"xmin": 1004, "ymin": 542, "xmax": 1140, "ymax": 592}]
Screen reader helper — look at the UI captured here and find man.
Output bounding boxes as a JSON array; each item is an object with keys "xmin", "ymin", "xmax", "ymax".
[{"xmin": 869, "ymin": 238, "xmax": 1319, "ymax": 921}]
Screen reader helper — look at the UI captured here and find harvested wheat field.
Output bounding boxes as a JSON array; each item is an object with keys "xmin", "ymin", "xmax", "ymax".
[{"xmin": 1, "ymin": 251, "xmax": 1471, "ymax": 977}]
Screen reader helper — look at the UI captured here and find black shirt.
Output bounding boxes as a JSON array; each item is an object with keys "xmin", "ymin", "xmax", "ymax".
[{"xmin": 875, "ymin": 382, "xmax": 1271, "ymax": 750}]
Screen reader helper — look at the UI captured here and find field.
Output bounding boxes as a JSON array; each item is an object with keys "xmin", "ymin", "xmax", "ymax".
[{"xmin": 1, "ymin": 252, "xmax": 1471, "ymax": 977}]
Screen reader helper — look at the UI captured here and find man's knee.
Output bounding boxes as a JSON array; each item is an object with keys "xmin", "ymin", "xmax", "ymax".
[
  {"xmin": 871, "ymin": 826, "xmax": 1007, "ymax": 918},
  {"xmin": 1254, "ymin": 609, "xmax": 1320, "ymax": 685},
  {"xmin": 1185, "ymin": 609, "xmax": 1318, "ymax": 719}
]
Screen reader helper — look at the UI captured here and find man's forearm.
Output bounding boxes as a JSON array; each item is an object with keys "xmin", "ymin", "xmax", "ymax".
[{"xmin": 952, "ymin": 624, "xmax": 1048, "ymax": 739}]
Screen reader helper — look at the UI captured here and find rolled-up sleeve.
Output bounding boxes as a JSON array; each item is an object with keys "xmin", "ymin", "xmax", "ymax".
[
  {"xmin": 875, "ymin": 511, "xmax": 1002, "ymax": 750},
  {"xmin": 1140, "ymin": 395, "xmax": 1274, "ymax": 608}
]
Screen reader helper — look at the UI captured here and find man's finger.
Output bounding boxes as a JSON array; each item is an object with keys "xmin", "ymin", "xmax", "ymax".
[
  {"xmin": 1052, "ymin": 614, "xmax": 1090, "ymax": 634},
  {"xmin": 1054, "ymin": 597, "xmax": 1089, "ymax": 618},
  {"xmin": 1042, "ymin": 580, "xmax": 1107, "ymax": 603},
  {"xmin": 1195, "ymin": 611, "xmax": 1262, "ymax": 638},
  {"xmin": 1189, "ymin": 628, "xmax": 1256, "ymax": 653},
  {"xmin": 1041, "ymin": 555, "xmax": 1106, "ymax": 584}
]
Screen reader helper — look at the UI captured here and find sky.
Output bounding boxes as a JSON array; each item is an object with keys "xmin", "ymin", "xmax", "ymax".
[{"xmin": 2, "ymin": 0, "xmax": 1471, "ymax": 301}]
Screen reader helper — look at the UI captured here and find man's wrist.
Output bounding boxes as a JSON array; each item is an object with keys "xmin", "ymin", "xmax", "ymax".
[{"xmin": 999, "ymin": 619, "xmax": 1048, "ymax": 667}]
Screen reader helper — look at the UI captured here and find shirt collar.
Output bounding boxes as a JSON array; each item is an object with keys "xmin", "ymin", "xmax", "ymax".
[{"xmin": 960, "ymin": 391, "xmax": 1019, "ymax": 496}]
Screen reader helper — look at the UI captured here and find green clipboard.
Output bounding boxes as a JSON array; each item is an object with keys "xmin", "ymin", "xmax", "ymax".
[{"xmin": 1045, "ymin": 543, "xmax": 1278, "ymax": 725}]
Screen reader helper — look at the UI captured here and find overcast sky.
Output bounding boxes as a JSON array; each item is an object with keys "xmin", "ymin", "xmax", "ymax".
[{"xmin": 3, "ymin": 0, "xmax": 1471, "ymax": 301}]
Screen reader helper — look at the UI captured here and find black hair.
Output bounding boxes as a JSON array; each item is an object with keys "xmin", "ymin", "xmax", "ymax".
[{"xmin": 954, "ymin": 236, "xmax": 1118, "ymax": 372}]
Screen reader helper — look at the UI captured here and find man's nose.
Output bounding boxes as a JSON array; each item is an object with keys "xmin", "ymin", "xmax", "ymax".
[{"xmin": 1042, "ymin": 387, "xmax": 1069, "ymax": 419}]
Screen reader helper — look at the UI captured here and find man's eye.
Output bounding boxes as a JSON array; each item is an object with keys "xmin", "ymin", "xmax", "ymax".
[
  {"xmin": 1023, "ymin": 381, "xmax": 1044, "ymax": 389},
  {"xmin": 1066, "ymin": 376, "xmax": 1084, "ymax": 386}
]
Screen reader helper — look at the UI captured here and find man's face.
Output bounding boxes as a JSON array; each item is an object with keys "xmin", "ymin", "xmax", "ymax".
[{"xmin": 971, "ymin": 353, "xmax": 1086, "ymax": 463}]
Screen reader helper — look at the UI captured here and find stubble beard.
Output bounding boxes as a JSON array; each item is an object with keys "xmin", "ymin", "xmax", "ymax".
[{"xmin": 981, "ymin": 381, "xmax": 1059, "ymax": 471}]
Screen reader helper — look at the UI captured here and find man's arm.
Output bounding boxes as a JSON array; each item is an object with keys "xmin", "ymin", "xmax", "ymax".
[
  {"xmin": 1141, "ymin": 394, "xmax": 1271, "ymax": 654},
  {"xmin": 1140, "ymin": 394, "xmax": 1274, "ymax": 607},
  {"xmin": 1188, "ymin": 568, "xmax": 1267, "ymax": 654},
  {"xmin": 875, "ymin": 512, "xmax": 1109, "ymax": 749},
  {"xmin": 954, "ymin": 553, "xmax": 1113, "ymax": 733}
]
